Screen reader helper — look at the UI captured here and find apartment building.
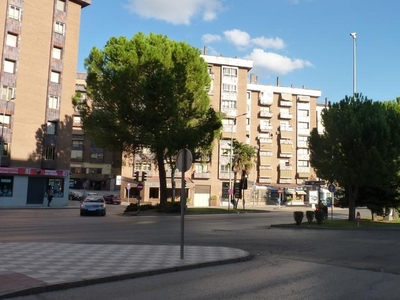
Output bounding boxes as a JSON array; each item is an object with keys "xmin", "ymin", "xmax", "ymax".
[
  {"xmin": 0, "ymin": 0, "xmax": 91, "ymax": 207},
  {"xmin": 70, "ymin": 73, "xmax": 122, "ymax": 192},
  {"xmin": 126, "ymin": 53, "xmax": 322, "ymax": 207}
]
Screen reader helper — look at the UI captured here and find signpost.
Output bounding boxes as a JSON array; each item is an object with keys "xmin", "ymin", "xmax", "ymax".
[
  {"xmin": 126, "ymin": 183, "xmax": 131, "ymax": 204},
  {"xmin": 176, "ymin": 148, "xmax": 193, "ymax": 259},
  {"xmin": 136, "ymin": 183, "xmax": 143, "ymax": 214},
  {"xmin": 328, "ymin": 184, "xmax": 336, "ymax": 220}
]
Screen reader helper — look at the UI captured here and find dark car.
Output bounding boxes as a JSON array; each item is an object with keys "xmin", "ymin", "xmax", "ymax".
[
  {"xmin": 80, "ymin": 196, "xmax": 106, "ymax": 216},
  {"xmin": 103, "ymin": 194, "xmax": 122, "ymax": 205}
]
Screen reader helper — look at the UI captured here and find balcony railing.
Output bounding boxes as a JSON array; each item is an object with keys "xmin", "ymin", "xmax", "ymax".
[{"xmin": 192, "ymin": 172, "xmax": 211, "ymax": 179}]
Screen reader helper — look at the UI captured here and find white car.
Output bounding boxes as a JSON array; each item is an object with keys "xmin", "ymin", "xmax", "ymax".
[{"xmin": 80, "ymin": 196, "xmax": 106, "ymax": 216}]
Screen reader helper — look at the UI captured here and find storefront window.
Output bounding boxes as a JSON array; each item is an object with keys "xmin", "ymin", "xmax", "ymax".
[
  {"xmin": 47, "ymin": 178, "xmax": 64, "ymax": 197},
  {"xmin": 0, "ymin": 176, "xmax": 13, "ymax": 197}
]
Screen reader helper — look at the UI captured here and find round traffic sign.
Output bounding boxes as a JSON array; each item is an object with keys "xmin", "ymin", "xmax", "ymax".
[
  {"xmin": 328, "ymin": 184, "xmax": 336, "ymax": 193},
  {"xmin": 137, "ymin": 183, "xmax": 144, "ymax": 191},
  {"xmin": 278, "ymin": 188, "xmax": 282, "ymax": 194}
]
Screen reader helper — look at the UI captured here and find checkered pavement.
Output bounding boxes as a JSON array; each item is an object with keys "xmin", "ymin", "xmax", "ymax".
[{"xmin": 0, "ymin": 243, "xmax": 250, "ymax": 299}]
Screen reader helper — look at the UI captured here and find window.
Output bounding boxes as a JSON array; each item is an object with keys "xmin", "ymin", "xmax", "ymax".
[
  {"xmin": 47, "ymin": 121, "xmax": 57, "ymax": 135},
  {"xmin": 73, "ymin": 116, "xmax": 81, "ymax": 124},
  {"xmin": 8, "ymin": 6, "xmax": 21, "ymax": 20},
  {"xmin": 194, "ymin": 163, "xmax": 208, "ymax": 173},
  {"xmin": 220, "ymin": 164, "xmax": 230, "ymax": 173},
  {"xmin": 47, "ymin": 178, "xmax": 64, "ymax": 197},
  {"xmin": 52, "ymin": 47, "xmax": 62, "ymax": 59},
  {"xmin": 54, "ymin": 21, "xmax": 65, "ymax": 35},
  {"xmin": 50, "ymin": 71, "xmax": 60, "ymax": 83},
  {"xmin": 71, "ymin": 150, "xmax": 83, "ymax": 159},
  {"xmin": 0, "ymin": 176, "xmax": 13, "ymax": 197},
  {"xmin": 222, "ymin": 67, "xmax": 238, "ymax": 77},
  {"xmin": 4, "ymin": 60, "xmax": 16, "ymax": 74},
  {"xmin": 1, "ymin": 86, "xmax": 14, "ymax": 101},
  {"xmin": 56, "ymin": 0, "xmax": 66, "ymax": 11},
  {"xmin": 6, "ymin": 33, "xmax": 18, "ymax": 47},
  {"xmin": 48, "ymin": 95, "xmax": 60, "ymax": 109},
  {"xmin": 0, "ymin": 115, "xmax": 10, "ymax": 128},
  {"xmin": 298, "ymin": 160, "xmax": 309, "ymax": 167},
  {"xmin": 298, "ymin": 122, "xmax": 309, "ymax": 129},
  {"xmin": 45, "ymin": 147, "xmax": 56, "ymax": 160},
  {"xmin": 1, "ymin": 143, "xmax": 9, "ymax": 157},
  {"xmin": 221, "ymin": 100, "xmax": 236, "ymax": 109},
  {"xmin": 90, "ymin": 153, "xmax": 104, "ymax": 160},
  {"xmin": 298, "ymin": 109, "xmax": 309, "ymax": 117},
  {"xmin": 72, "ymin": 140, "xmax": 83, "ymax": 148},
  {"xmin": 222, "ymin": 84, "xmax": 237, "ymax": 94}
]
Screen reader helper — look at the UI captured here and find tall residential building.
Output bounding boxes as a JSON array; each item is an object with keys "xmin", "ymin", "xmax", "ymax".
[
  {"xmin": 70, "ymin": 73, "xmax": 122, "ymax": 192},
  {"xmin": 123, "ymin": 53, "xmax": 322, "ymax": 207},
  {"xmin": 0, "ymin": 0, "xmax": 91, "ymax": 207}
]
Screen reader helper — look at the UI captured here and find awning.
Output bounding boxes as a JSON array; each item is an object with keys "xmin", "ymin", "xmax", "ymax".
[
  {"xmin": 286, "ymin": 190, "xmax": 295, "ymax": 195},
  {"xmin": 296, "ymin": 190, "xmax": 307, "ymax": 195}
]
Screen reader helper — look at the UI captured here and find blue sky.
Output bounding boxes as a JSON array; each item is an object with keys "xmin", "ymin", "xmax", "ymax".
[{"xmin": 78, "ymin": 0, "xmax": 400, "ymax": 104}]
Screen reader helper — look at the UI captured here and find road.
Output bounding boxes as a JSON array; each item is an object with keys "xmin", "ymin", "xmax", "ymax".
[{"xmin": 1, "ymin": 205, "xmax": 400, "ymax": 299}]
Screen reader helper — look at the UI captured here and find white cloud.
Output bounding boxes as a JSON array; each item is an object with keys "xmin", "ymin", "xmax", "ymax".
[
  {"xmin": 125, "ymin": 0, "xmax": 223, "ymax": 25},
  {"xmin": 245, "ymin": 48, "xmax": 313, "ymax": 75},
  {"xmin": 202, "ymin": 34, "xmax": 222, "ymax": 44},
  {"xmin": 252, "ymin": 37, "xmax": 285, "ymax": 50},
  {"xmin": 223, "ymin": 29, "xmax": 251, "ymax": 49},
  {"xmin": 223, "ymin": 29, "xmax": 285, "ymax": 51}
]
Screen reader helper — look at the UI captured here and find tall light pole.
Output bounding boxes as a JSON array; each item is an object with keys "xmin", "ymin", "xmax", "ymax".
[
  {"xmin": 350, "ymin": 32, "xmax": 357, "ymax": 96},
  {"xmin": 228, "ymin": 112, "xmax": 246, "ymax": 210}
]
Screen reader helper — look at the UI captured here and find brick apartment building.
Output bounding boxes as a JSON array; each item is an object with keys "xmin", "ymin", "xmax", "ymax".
[{"xmin": 0, "ymin": 0, "xmax": 91, "ymax": 207}]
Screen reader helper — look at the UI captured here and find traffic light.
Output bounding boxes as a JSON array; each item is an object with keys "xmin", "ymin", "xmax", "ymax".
[
  {"xmin": 141, "ymin": 172, "xmax": 147, "ymax": 182},
  {"xmin": 134, "ymin": 171, "xmax": 139, "ymax": 182}
]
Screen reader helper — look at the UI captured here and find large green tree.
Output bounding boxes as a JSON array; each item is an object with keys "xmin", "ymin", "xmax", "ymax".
[
  {"xmin": 76, "ymin": 33, "xmax": 222, "ymax": 204},
  {"xmin": 309, "ymin": 94, "xmax": 400, "ymax": 221}
]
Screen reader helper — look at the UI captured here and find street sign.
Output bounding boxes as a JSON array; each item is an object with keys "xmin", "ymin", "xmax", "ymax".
[
  {"xmin": 126, "ymin": 183, "xmax": 131, "ymax": 190},
  {"xmin": 328, "ymin": 184, "xmax": 336, "ymax": 193},
  {"xmin": 278, "ymin": 188, "xmax": 282, "ymax": 194},
  {"xmin": 137, "ymin": 183, "xmax": 144, "ymax": 191},
  {"xmin": 176, "ymin": 148, "xmax": 193, "ymax": 172}
]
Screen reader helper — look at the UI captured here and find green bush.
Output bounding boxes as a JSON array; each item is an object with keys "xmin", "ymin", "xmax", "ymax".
[
  {"xmin": 124, "ymin": 203, "xmax": 154, "ymax": 212},
  {"xmin": 156, "ymin": 201, "xmax": 184, "ymax": 213},
  {"xmin": 315, "ymin": 209, "xmax": 325, "ymax": 224},
  {"xmin": 306, "ymin": 210, "xmax": 315, "ymax": 223},
  {"xmin": 293, "ymin": 211, "xmax": 304, "ymax": 225}
]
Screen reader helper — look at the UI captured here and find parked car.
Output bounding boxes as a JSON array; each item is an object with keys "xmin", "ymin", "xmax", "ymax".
[
  {"xmin": 69, "ymin": 191, "xmax": 84, "ymax": 201},
  {"xmin": 103, "ymin": 194, "xmax": 121, "ymax": 205},
  {"xmin": 80, "ymin": 196, "xmax": 106, "ymax": 216}
]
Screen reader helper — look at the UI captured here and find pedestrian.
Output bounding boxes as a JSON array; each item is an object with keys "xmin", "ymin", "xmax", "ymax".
[{"xmin": 47, "ymin": 186, "xmax": 54, "ymax": 207}]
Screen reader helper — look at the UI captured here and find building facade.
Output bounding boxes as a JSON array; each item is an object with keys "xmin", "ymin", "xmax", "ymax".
[
  {"xmin": 70, "ymin": 72, "xmax": 122, "ymax": 192},
  {"xmin": 0, "ymin": 0, "xmax": 90, "ymax": 206},
  {"xmin": 122, "ymin": 53, "xmax": 322, "ymax": 207}
]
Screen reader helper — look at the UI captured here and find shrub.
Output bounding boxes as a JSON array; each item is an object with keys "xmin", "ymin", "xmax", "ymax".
[
  {"xmin": 315, "ymin": 209, "xmax": 325, "ymax": 224},
  {"xmin": 293, "ymin": 211, "xmax": 304, "ymax": 225},
  {"xmin": 156, "ymin": 201, "xmax": 184, "ymax": 213},
  {"xmin": 124, "ymin": 203, "xmax": 154, "ymax": 212},
  {"xmin": 306, "ymin": 210, "xmax": 315, "ymax": 223}
]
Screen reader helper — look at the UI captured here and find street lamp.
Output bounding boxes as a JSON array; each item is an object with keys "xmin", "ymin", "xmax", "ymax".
[
  {"xmin": 0, "ymin": 97, "xmax": 13, "ymax": 167},
  {"xmin": 350, "ymin": 32, "xmax": 357, "ymax": 96},
  {"xmin": 228, "ymin": 112, "xmax": 246, "ymax": 210}
]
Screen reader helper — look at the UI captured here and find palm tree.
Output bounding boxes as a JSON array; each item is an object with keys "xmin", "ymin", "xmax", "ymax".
[{"xmin": 231, "ymin": 140, "xmax": 256, "ymax": 209}]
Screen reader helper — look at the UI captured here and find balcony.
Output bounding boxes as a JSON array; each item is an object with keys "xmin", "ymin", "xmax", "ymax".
[
  {"xmin": 298, "ymin": 128, "xmax": 311, "ymax": 136},
  {"xmin": 280, "ymin": 100, "xmax": 292, "ymax": 107},
  {"xmin": 297, "ymin": 95, "xmax": 310, "ymax": 102},
  {"xmin": 41, "ymin": 159, "xmax": 57, "ymax": 170},
  {"xmin": 192, "ymin": 172, "xmax": 211, "ymax": 179},
  {"xmin": 279, "ymin": 112, "xmax": 293, "ymax": 119},
  {"xmin": 259, "ymin": 111, "xmax": 273, "ymax": 118},
  {"xmin": 259, "ymin": 178, "xmax": 272, "ymax": 184},
  {"xmin": 297, "ymin": 141, "xmax": 308, "ymax": 148},
  {"xmin": 220, "ymin": 107, "xmax": 237, "ymax": 118},
  {"xmin": 259, "ymin": 124, "xmax": 273, "ymax": 132},
  {"xmin": 298, "ymin": 154, "xmax": 310, "ymax": 160}
]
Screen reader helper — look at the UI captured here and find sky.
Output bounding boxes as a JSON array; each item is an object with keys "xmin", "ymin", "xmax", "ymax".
[{"xmin": 78, "ymin": 0, "xmax": 400, "ymax": 104}]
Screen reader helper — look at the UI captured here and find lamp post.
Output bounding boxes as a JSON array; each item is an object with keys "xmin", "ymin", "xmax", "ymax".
[
  {"xmin": 228, "ymin": 112, "xmax": 246, "ymax": 210},
  {"xmin": 350, "ymin": 32, "xmax": 357, "ymax": 96}
]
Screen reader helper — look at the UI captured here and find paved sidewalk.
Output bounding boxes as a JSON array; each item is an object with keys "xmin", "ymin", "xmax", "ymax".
[{"xmin": 0, "ymin": 243, "xmax": 250, "ymax": 299}]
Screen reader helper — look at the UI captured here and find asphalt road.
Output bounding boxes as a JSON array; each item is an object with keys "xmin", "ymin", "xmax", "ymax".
[{"xmin": 1, "ymin": 205, "xmax": 400, "ymax": 299}]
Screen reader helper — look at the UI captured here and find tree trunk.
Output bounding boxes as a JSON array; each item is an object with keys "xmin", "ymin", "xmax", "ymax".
[
  {"xmin": 347, "ymin": 185, "xmax": 358, "ymax": 221},
  {"xmin": 156, "ymin": 148, "xmax": 168, "ymax": 205}
]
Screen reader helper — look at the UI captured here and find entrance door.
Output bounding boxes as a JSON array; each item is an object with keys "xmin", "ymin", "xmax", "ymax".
[{"xmin": 27, "ymin": 177, "xmax": 46, "ymax": 205}]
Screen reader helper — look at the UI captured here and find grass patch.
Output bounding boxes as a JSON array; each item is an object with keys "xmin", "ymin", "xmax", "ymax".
[{"xmin": 186, "ymin": 208, "xmax": 266, "ymax": 214}]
